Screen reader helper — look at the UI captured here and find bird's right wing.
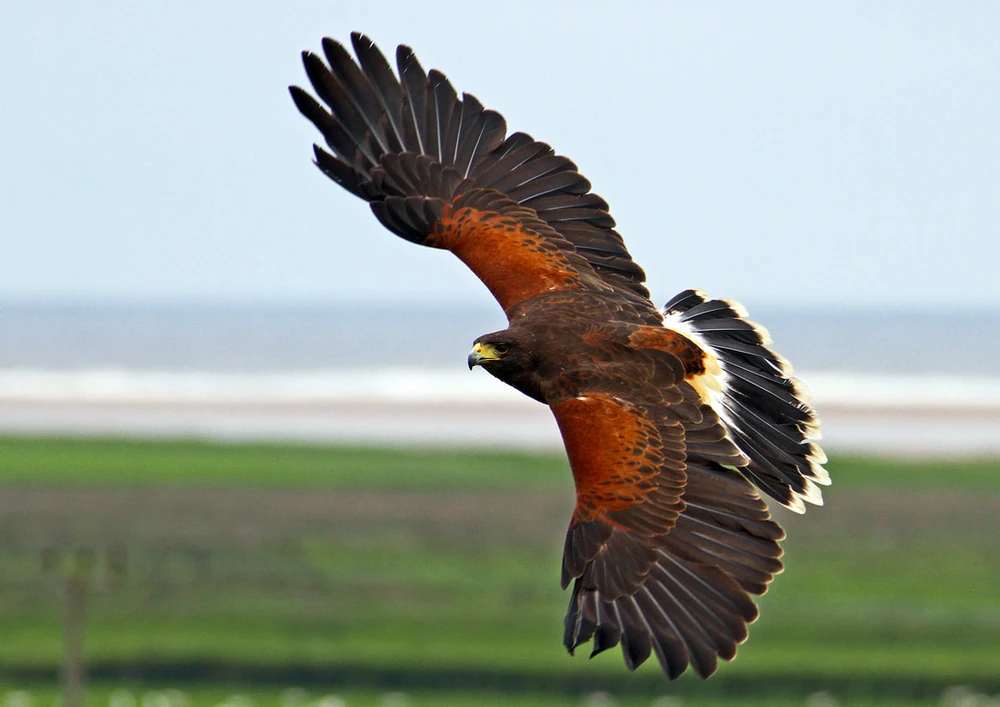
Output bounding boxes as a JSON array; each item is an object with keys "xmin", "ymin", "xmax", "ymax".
[{"xmin": 290, "ymin": 34, "xmax": 660, "ymax": 322}]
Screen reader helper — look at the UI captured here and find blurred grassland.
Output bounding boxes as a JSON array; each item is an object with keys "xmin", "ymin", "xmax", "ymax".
[
  {"xmin": 0, "ymin": 436, "xmax": 998, "ymax": 705},
  {"xmin": 0, "ymin": 683, "xmax": 966, "ymax": 707},
  {"xmin": 3, "ymin": 436, "xmax": 1000, "ymax": 490}
]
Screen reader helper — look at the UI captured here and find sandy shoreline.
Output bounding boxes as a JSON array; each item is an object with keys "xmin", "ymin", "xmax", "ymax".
[{"xmin": 3, "ymin": 398, "xmax": 999, "ymax": 457}]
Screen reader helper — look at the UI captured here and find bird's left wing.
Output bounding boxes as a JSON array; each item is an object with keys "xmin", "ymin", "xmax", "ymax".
[
  {"xmin": 547, "ymin": 350, "xmax": 784, "ymax": 679},
  {"xmin": 290, "ymin": 34, "xmax": 660, "ymax": 322}
]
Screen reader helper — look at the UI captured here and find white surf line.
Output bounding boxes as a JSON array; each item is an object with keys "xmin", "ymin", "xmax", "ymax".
[{"xmin": 2, "ymin": 368, "xmax": 1000, "ymax": 412}]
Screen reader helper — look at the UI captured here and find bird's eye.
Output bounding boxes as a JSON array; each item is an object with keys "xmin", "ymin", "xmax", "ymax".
[{"xmin": 493, "ymin": 343, "xmax": 510, "ymax": 355}]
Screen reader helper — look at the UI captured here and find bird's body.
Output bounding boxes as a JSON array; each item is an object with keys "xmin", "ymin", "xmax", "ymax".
[{"xmin": 291, "ymin": 33, "xmax": 829, "ymax": 680}]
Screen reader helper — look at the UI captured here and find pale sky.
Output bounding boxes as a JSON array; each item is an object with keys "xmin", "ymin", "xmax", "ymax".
[{"xmin": 2, "ymin": 2, "xmax": 998, "ymax": 310}]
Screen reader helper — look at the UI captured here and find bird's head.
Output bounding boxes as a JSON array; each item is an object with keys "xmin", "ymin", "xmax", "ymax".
[{"xmin": 468, "ymin": 328, "xmax": 544, "ymax": 402}]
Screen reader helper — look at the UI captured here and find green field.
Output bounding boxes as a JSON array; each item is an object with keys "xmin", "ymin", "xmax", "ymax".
[
  {"xmin": 1, "ymin": 436, "xmax": 998, "ymax": 706},
  {"xmin": 0, "ymin": 683, "xmax": 973, "ymax": 707}
]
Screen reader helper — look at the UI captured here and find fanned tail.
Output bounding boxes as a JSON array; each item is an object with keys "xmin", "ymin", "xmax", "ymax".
[{"xmin": 662, "ymin": 289, "xmax": 830, "ymax": 512}]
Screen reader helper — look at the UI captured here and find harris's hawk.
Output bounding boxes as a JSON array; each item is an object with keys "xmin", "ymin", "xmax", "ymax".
[{"xmin": 290, "ymin": 34, "xmax": 829, "ymax": 680}]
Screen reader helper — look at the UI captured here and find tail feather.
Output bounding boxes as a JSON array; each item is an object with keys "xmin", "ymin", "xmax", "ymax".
[{"xmin": 662, "ymin": 289, "xmax": 830, "ymax": 513}]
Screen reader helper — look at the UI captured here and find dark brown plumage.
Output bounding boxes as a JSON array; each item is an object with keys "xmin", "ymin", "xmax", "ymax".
[{"xmin": 290, "ymin": 33, "xmax": 829, "ymax": 679}]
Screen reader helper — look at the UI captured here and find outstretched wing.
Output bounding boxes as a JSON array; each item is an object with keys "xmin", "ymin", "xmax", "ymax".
[
  {"xmin": 546, "ymin": 342, "xmax": 785, "ymax": 679},
  {"xmin": 290, "ymin": 33, "xmax": 659, "ymax": 322}
]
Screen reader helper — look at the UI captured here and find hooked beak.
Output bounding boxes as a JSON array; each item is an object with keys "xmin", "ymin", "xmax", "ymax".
[{"xmin": 468, "ymin": 342, "xmax": 501, "ymax": 370}]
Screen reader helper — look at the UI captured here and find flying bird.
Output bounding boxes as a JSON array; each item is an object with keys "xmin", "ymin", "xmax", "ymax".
[{"xmin": 290, "ymin": 33, "xmax": 829, "ymax": 680}]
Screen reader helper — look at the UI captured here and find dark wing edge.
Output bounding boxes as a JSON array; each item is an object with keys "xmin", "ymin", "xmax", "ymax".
[
  {"xmin": 662, "ymin": 289, "xmax": 830, "ymax": 513},
  {"xmin": 289, "ymin": 32, "xmax": 653, "ymax": 306},
  {"xmin": 563, "ymin": 461, "xmax": 784, "ymax": 679},
  {"xmin": 551, "ymin": 377, "xmax": 784, "ymax": 680}
]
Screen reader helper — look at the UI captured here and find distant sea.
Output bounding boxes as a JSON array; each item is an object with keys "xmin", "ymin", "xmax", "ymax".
[
  {"xmin": 3, "ymin": 301, "xmax": 996, "ymax": 373},
  {"xmin": 1, "ymin": 302, "xmax": 998, "ymax": 409}
]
